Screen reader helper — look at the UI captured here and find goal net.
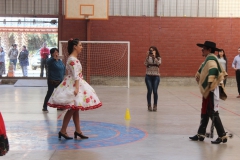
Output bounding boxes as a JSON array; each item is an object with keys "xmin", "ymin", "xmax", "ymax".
[{"xmin": 59, "ymin": 41, "xmax": 130, "ymax": 88}]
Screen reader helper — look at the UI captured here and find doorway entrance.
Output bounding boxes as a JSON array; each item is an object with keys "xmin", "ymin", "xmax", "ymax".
[{"xmin": 0, "ymin": 17, "xmax": 58, "ymax": 77}]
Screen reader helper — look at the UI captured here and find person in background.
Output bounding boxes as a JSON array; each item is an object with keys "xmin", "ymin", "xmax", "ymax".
[
  {"xmin": 144, "ymin": 46, "xmax": 161, "ymax": 112},
  {"xmin": 40, "ymin": 42, "xmax": 50, "ymax": 77},
  {"xmin": 47, "ymin": 38, "xmax": 102, "ymax": 139},
  {"xmin": 42, "ymin": 48, "xmax": 65, "ymax": 113},
  {"xmin": 217, "ymin": 49, "xmax": 227, "ymax": 86},
  {"xmin": 8, "ymin": 44, "xmax": 18, "ymax": 71},
  {"xmin": 0, "ymin": 47, "xmax": 5, "ymax": 77},
  {"xmin": 232, "ymin": 47, "xmax": 240, "ymax": 98},
  {"xmin": 18, "ymin": 45, "xmax": 29, "ymax": 77}
]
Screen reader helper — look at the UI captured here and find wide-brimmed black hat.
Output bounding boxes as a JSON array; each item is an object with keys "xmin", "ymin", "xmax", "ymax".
[{"xmin": 196, "ymin": 41, "xmax": 220, "ymax": 51}]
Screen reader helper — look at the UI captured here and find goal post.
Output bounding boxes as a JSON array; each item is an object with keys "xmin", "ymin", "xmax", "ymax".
[{"xmin": 59, "ymin": 41, "xmax": 130, "ymax": 88}]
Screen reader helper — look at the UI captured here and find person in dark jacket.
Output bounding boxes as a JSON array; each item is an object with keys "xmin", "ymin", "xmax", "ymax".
[
  {"xmin": 18, "ymin": 45, "xmax": 29, "ymax": 77},
  {"xmin": 42, "ymin": 48, "xmax": 65, "ymax": 112}
]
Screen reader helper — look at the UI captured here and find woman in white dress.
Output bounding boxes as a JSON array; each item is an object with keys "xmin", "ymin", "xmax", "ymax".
[
  {"xmin": 217, "ymin": 49, "xmax": 227, "ymax": 86},
  {"xmin": 48, "ymin": 38, "xmax": 102, "ymax": 139}
]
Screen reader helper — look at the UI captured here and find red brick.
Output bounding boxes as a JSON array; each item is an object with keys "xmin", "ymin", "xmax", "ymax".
[{"xmin": 59, "ymin": 16, "xmax": 240, "ymax": 77}]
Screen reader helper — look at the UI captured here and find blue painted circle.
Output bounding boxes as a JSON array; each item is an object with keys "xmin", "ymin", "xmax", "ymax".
[{"xmin": 6, "ymin": 120, "xmax": 146, "ymax": 150}]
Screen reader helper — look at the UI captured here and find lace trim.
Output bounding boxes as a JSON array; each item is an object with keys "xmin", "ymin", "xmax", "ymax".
[{"xmin": 47, "ymin": 102, "xmax": 102, "ymax": 111}]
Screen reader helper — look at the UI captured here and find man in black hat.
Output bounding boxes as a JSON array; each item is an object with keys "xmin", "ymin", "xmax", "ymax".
[{"xmin": 189, "ymin": 41, "xmax": 228, "ymax": 144}]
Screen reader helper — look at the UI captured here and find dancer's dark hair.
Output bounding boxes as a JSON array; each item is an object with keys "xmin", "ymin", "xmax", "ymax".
[
  {"xmin": 217, "ymin": 49, "xmax": 227, "ymax": 61},
  {"xmin": 67, "ymin": 38, "xmax": 80, "ymax": 55}
]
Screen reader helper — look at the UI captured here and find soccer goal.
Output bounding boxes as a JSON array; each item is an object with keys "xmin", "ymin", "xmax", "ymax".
[{"xmin": 59, "ymin": 41, "xmax": 130, "ymax": 88}]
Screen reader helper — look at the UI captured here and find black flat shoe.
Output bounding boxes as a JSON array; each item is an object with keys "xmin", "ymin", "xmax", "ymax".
[
  {"xmin": 211, "ymin": 136, "xmax": 227, "ymax": 144},
  {"xmin": 58, "ymin": 132, "xmax": 73, "ymax": 140},
  {"xmin": 42, "ymin": 109, "xmax": 49, "ymax": 113},
  {"xmin": 74, "ymin": 131, "xmax": 89, "ymax": 139},
  {"xmin": 189, "ymin": 134, "xmax": 205, "ymax": 141}
]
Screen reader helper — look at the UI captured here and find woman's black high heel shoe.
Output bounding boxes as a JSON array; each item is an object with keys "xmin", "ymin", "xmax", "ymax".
[
  {"xmin": 58, "ymin": 132, "xmax": 73, "ymax": 140},
  {"xmin": 74, "ymin": 131, "xmax": 89, "ymax": 139}
]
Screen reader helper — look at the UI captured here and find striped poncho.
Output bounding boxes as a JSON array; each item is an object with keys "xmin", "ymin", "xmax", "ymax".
[{"xmin": 195, "ymin": 53, "xmax": 228, "ymax": 100}]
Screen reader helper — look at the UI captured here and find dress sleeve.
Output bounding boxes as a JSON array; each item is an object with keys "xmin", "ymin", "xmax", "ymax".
[{"xmin": 68, "ymin": 58, "xmax": 80, "ymax": 81}]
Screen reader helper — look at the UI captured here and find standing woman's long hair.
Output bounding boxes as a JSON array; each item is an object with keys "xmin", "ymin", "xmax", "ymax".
[
  {"xmin": 217, "ymin": 49, "xmax": 228, "ymax": 72},
  {"xmin": 149, "ymin": 46, "xmax": 161, "ymax": 58},
  {"xmin": 217, "ymin": 49, "xmax": 227, "ymax": 60},
  {"xmin": 67, "ymin": 38, "xmax": 80, "ymax": 55}
]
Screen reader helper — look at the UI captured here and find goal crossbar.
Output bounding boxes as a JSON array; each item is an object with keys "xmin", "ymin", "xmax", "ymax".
[{"xmin": 59, "ymin": 41, "xmax": 130, "ymax": 88}]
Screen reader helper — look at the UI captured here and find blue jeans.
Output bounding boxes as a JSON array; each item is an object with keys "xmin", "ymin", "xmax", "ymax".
[
  {"xmin": 145, "ymin": 75, "xmax": 160, "ymax": 105},
  {"xmin": 9, "ymin": 59, "xmax": 17, "ymax": 70}
]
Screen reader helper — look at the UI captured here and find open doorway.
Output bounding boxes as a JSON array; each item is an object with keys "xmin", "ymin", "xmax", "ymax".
[{"xmin": 0, "ymin": 17, "xmax": 58, "ymax": 78}]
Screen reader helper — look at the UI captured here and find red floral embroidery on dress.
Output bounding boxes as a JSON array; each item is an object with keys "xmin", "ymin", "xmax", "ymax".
[
  {"xmin": 86, "ymin": 98, "xmax": 90, "ymax": 103},
  {"xmin": 47, "ymin": 56, "xmax": 102, "ymax": 111},
  {"xmin": 70, "ymin": 61, "xmax": 75, "ymax": 66}
]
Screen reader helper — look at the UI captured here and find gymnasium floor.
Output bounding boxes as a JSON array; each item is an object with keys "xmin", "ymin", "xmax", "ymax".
[{"xmin": 0, "ymin": 84, "xmax": 240, "ymax": 160}]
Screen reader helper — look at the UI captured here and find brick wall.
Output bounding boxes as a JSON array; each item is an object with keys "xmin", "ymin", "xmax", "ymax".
[
  {"xmin": 59, "ymin": 18, "xmax": 87, "ymax": 41},
  {"xmin": 60, "ymin": 16, "xmax": 240, "ymax": 77}
]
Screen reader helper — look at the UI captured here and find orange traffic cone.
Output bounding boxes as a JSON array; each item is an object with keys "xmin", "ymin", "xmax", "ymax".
[{"xmin": 7, "ymin": 62, "xmax": 14, "ymax": 77}]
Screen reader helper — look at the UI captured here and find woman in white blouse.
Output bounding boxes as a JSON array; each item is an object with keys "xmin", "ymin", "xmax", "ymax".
[{"xmin": 217, "ymin": 49, "xmax": 227, "ymax": 86}]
